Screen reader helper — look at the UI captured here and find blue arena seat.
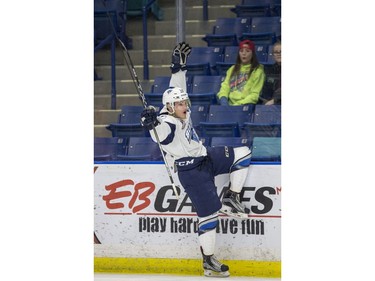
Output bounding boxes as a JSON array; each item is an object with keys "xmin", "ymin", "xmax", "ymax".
[
  {"xmin": 199, "ymin": 105, "xmax": 255, "ymax": 137},
  {"xmin": 239, "ymin": 32, "xmax": 276, "ymax": 45},
  {"xmin": 191, "ymin": 75, "xmax": 223, "ymax": 94},
  {"xmin": 190, "ymin": 104, "xmax": 209, "ymax": 135},
  {"xmin": 215, "ymin": 46, "xmax": 239, "ymax": 76},
  {"xmin": 202, "ymin": 17, "xmax": 252, "ymax": 47},
  {"xmin": 106, "ymin": 105, "xmax": 149, "ymax": 138},
  {"xmin": 151, "ymin": 76, "xmax": 171, "ymax": 93},
  {"xmin": 251, "ymin": 16, "xmax": 281, "ymax": 39},
  {"xmin": 252, "ymin": 105, "xmax": 281, "ymax": 124},
  {"xmin": 210, "ymin": 137, "xmax": 250, "ymax": 148},
  {"xmin": 188, "ymin": 93, "xmax": 217, "ymax": 105},
  {"xmin": 144, "ymin": 92, "xmax": 164, "ymax": 108},
  {"xmin": 231, "ymin": 4, "xmax": 272, "ymax": 17},
  {"xmin": 241, "ymin": 0, "xmax": 281, "ymax": 16},
  {"xmin": 255, "ymin": 44, "xmax": 270, "ymax": 64},
  {"xmin": 243, "ymin": 105, "xmax": 281, "ymax": 143},
  {"xmin": 94, "ymin": 137, "xmax": 127, "ymax": 161},
  {"xmin": 117, "ymin": 137, "xmax": 163, "ymax": 161},
  {"xmin": 186, "ymin": 47, "xmax": 224, "ymax": 76},
  {"xmin": 94, "ymin": 0, "xmax": 129, "ymax": 48},
  {"xmin": 251, "ymin": 137, "xmax": 281, "ymax": 162}
]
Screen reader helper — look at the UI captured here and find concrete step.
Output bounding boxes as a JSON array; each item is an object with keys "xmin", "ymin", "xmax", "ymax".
[
  {"xmin": 94, "ymin": 94, "xmax": 145, "ymax": 110},
  {"xmin": 126, "ymin": 19, "xmax": 216, "ymax": 38},
  {"xmin": 161, "ymin": 5, "xmax": 239, "ymax": 21},
  {"xmin": 125, "ymin": 4, "xmax": 238, "ymax": 34},
  {"xmin": 94, "ymin": 36, "xmax": 207, "ymax": 66},
  {"xmin": 158, "ymin": 0, "xmax": 240, "ymax": 6},
  {"xmin": 154, "ymin": 19, "xmax": 214, "ymax": 35},
  {"xmin": 94, "ymin": 79, "xmax": 153, "ymax": 95},
  {"xmin": 95, "ymin": 64, "xmax": 173, "ymax": 81},
  {"xmin": 95, "ymin": 125, "xmax": 113, "ymax": 138},
  {"xmin": 94, "ymin": 109, "xmax": 120, "ymax": 125}
]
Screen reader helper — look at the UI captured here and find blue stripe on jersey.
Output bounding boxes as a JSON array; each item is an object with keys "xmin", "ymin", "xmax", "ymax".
[{"xmin": 160, "ymin": 122, "xmax": 176, "ymax": 145}]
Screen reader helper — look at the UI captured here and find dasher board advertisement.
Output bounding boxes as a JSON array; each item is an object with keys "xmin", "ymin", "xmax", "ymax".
[{"xmin": 94, "ymin": 163, "xmax": 281, "ymax": 261}]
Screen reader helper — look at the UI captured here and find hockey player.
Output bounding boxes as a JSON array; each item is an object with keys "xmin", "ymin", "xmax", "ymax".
[{"xmin": 140, "ymin": 42, "xmax": 252, "ymax": 278}]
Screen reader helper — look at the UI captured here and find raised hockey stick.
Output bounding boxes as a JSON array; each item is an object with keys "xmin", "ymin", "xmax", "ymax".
[
  {"xmin": 98, "ymin": 1, "xmax": 180, "ymax": 199},
  {"xmin": 118, "ymin": 40, "xmax": 180, "ymax": 200}
]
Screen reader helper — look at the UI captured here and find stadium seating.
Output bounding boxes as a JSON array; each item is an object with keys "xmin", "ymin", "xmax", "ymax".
[
  {"xmin": 252, "ymin": 105, "xmax": 281, "ymax": 123},
  {"xmin": 243, "ymin": 105, "xmax": 281, "ymax": 143},
  {"xmin": 251, "ymin": 16, "xmax": 281, "ymax": 38},
  {"xmin": 231, "ymin": 3, "xmax": 272, "ymax": 17},
  {"xmin": 251, "ymin": 137, "xmax": 281, "ymax": 162},
  {"xmin": 144, "ymin": 92, "xmax": 164, "ymax": 108},
  {"xmin": 106, "ymin": 105, "xmax": 149, "ymax": 138},
  {"xmin": 238, "ymin": 16, "xmax": 281, "ymax": 46},
  {"xmin": 255, "ymin": 44, "xmax": 270, "ymax": 63},
  {"xmin": 199, "ymin": 105, "xmax": 255, "ymax": 137},
  {"xmin": 150, "ymin": 76, "xmax": 171, "ymax": 93},
  {"xmin": 202, "ymin": 17, "xmax": 252, "ymax": 47},
  {"xmin": 94, "ymin": 137, "xmax": 127, "ymax": 161},
  {"xmin": 240, "ymin": 0, "xmax": 281, "ymax": 16},
  {"xmin": 215, "ymin": 46, "xmax": 239, "ymax": 76},
  {"xmin": 186, "ymin": 47, "xmax": 224, "ymax": 76},
  {"xmin": 117, "ymin": 137, "xmax": 163, "ymax": 161},
  {"xmin": 126, "ymin": 0, "xmax": 163, "ymax": 20},
  {"xmin": 190, "ymin": 104, "xmax": 209, "ymax": 135},
  {"xmin": 94, "ymin": 0, "xmax": 129, "ymax": 48},
  {"xmin": 188, "ymin": 75, "xmax": 223, "ymax": 105},
  {"xmin": 239, "ymin": 32, "xmax": 276, "ymax": 45},
  {"xmin": 210, "ymin": 137, "xmax": 250, "ymax": 148},
  {"xmin": 191, "ymin": 75, "xmax": 223, "ymax": 94}
]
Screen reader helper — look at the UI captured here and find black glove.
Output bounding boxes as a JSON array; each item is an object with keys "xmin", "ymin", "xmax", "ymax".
[
  {"xmin": 141, "ymin": 106, "xmax": 159, "ymax": 130},
  {"xmin": 170, "ymin": 42, "xmax": 192, "ymax": 74}
]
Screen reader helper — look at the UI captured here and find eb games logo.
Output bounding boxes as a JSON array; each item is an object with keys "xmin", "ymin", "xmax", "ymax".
[{"xmin": 102, "ymin": 180, "xmax": 279, "ymax": 215}]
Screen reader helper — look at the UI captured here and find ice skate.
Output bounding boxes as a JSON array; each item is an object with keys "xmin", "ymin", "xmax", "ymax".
[
  {"xmin": 202, "ymin": 251, "xmax": 230, "ymax": 278},
  {"xmin": 220, "ymin": 189, "xmax": 249, "ymax": 219}
]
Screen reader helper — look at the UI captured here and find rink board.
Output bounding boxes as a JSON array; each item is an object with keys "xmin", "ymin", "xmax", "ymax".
[{"xmin": 94, "ymin": 162, "xmax": 281, "ymax": 277}]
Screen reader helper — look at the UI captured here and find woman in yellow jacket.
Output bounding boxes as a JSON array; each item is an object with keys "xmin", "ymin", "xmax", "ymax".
[{"xmin": 217, "ymin": 40, "xmax": 265, "ymax": 105}]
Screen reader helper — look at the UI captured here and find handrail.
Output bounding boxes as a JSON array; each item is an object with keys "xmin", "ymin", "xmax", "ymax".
[
  {"xmin": 142, "ymin": 0, "xmax": 157, "ymax": 80},
  {"xmin": 95, "ymin": 0, "xmax": 135, "ymax": 109},
  {"xmin": 203, "ymin": 0, "xmax": 208, "ymax": 21}
]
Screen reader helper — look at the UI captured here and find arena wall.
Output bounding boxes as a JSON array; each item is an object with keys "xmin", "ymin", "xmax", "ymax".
[{"xmin": 94, "ymin": 163, "xmax": 281, "ymax": 277}]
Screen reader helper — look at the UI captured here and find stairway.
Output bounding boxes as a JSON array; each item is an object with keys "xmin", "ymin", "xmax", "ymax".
[{"xmin": 94, "ymin": 0, "xmax": 241, "ymax": 137}]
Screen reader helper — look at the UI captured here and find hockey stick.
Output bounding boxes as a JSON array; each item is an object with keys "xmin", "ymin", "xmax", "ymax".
[
  {"xmin": 118, "ymin": 40, "xmax": 181, "ymax": 200},
  {"xmin": 98, "ymin": 1, "xmax": 180, "ymax": 199}
]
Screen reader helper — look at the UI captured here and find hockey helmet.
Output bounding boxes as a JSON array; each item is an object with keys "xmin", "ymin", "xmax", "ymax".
[{"xmin": 162, "ymin": 87, "xmax": 190, "ymax": 108}]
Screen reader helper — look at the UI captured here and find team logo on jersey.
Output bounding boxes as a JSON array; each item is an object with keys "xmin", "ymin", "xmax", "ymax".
[{"xmin": 184, "ymin": 121, "xmax": 199, "ymax": 143}]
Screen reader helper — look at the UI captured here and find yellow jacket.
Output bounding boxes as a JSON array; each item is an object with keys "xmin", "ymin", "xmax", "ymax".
[{"xmin": 217, "ymin": 64, "xmax": 265, "ymax": 105}]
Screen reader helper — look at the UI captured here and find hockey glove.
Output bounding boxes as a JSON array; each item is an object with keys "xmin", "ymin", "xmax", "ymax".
[
  {"xmin": 170, "ymin": 42, "xmax": 192, "ymax": 73},
  {"xmin": 141, "ymin": 106, "xmax": 159, "ymax": 130}
]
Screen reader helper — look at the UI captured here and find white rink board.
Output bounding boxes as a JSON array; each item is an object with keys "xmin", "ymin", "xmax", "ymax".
[{"xmin": 94, "ymin": 163, "xmax": 281, "ymax": 261}]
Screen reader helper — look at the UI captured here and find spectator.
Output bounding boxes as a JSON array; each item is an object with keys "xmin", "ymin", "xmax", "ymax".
[
  {"xmin": 260, "ymin": 41, "xmax": 281, "ymax": 105},
  {"xmin": 217, "ymin": 40, "xmax": 265, "ymax": 105}
]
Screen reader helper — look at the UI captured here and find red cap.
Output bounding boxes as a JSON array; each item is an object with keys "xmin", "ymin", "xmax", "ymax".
[{"xmin": 239, "ymin": 40, "xmax": 255, "ymax": 52}]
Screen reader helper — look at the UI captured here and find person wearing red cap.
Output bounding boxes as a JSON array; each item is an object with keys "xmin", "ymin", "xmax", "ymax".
[{"xmin": 217, "ymin": 39, "xmax": 265, "ymax": 106}]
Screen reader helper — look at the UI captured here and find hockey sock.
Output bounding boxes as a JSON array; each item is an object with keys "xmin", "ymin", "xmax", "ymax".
[
  {"xmin": 198, "ymin": 213, "xmax": 218, "ymax": 255},
  {"xmin": 230, "ymin": 147, "xmax": 251, "ymax": 193}
]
